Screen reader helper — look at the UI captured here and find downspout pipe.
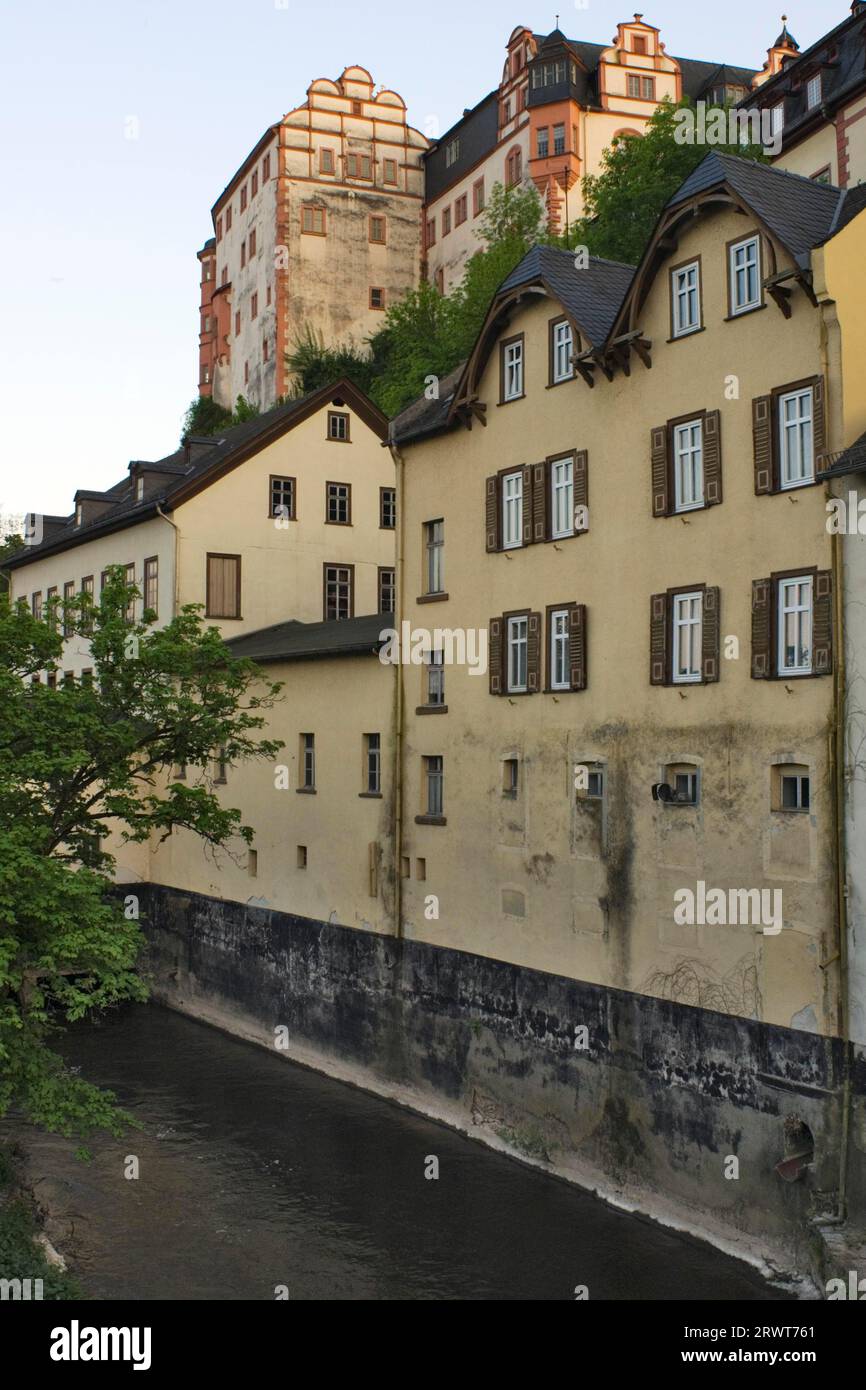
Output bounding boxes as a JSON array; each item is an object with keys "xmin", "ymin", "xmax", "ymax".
[
  {"xmin": 155, "ymin": 502, "xmax": 180, "ymax": 619},
  {"xmin": 387, "ymin": 425, "xmax": 405, "ymax": 942}
]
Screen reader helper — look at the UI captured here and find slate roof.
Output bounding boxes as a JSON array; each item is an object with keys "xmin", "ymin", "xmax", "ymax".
[
  {"xmin": 225, "ymin": 612, "xmax": 390, "ymax": 664},
  {"xmin": 739, "ymin": 7, "xmax": 866, "ymax": 144},
  {"xmin": 390, "ymin": 364, "xmax": 465, "ymax": 447},
  {"xmin": 497, "ymin": 245, "xmax": 635, "ymax": 346},
  {"xmin": 817, "ymin": 430, "xmax": 866, "ymax": 482}
]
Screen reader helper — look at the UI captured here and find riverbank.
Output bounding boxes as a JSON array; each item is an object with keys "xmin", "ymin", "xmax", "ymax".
[{"xmin": 0, "ymin": 1141, "xmax": 81, "ymax": 1300}]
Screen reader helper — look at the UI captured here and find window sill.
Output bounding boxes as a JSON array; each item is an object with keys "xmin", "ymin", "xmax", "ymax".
[
  {"xmin": 724, "ymin": 303, "xmax": 766, "ymax": 322},
  {"xmin": 324, "ymin": 520, "xmax": 353, "ymax": 526},
  {"xmin": 666, "ymin": 326, "xmax": 706, "ymax": 344},
  {"xmin": 205, "ymin": 613, "xmax": 243, "ymax": 621},
  {"xmin": 296, "ymin": 787, "xmax": 317, "ymax": 795},
  {"xmin": 417, "ymin": 592, "xmax": 449, "ymax": 604},
  {"xmin": 415, "ymin": 814, "xmax": 447, "ymax": 826},
  {"xmin": 546, "ymin": 376, "xmax": 575, "ymax": 389},
  {"xmin": 358, "ymin": 791, "xmax": 383, "ymax": 799},
  {"xmin": 416, "ymin": 704, "xmax": 448, "ymax": 715},
  {"xmin": 497, "ymin": 395, "xmax": 526, "ymax": 406}
]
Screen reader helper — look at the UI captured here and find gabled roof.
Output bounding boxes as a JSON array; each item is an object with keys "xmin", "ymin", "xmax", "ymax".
[
  {"xmin": 740, "ymin": 4, "xmax": 866, "ymax": 144},
  {"xmin": 390, "ymin": 364, "xmax": 465, "ymax": 447},
  {"xmin": 4, "ymin": 380, "xmax": 389, "ymax": 571},
  {"xmin": 225, "ymin": 612, "xmax": 390, "ymax": 664}
]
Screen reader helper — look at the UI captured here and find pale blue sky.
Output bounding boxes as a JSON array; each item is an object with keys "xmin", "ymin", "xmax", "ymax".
[{"xmin": 0, "ymin": 0, "xmax": 833, "ymax": 516}]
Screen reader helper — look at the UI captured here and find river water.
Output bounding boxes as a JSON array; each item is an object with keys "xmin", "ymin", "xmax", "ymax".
[{"xmin": 17, "ymin": 1004, "xmax": 792, "ymax": 1301}]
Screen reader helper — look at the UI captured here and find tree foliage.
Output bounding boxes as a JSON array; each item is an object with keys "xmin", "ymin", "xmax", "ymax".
[
  {"xmin": 0, "ymin": 570, "xmax": 283, "ymax": 1136},
  {"xmin": 182, "ymin": 394, "xmax": 260, "ymax": 442}
]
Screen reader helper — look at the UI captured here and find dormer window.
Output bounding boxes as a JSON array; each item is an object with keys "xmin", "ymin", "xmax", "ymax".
[
  {"xmin": 75, "ymin": 504, "xmax": 82, "ymax": 528},
  {"xmin": 771, "ymin": 102, "xmax": 785, "ymax": 136},
  {"xmin": 444, "ymin": 138, "xmax": 460, "ymax": 168},
  {"xmin": 671, "ymin": 260, "xmax": 701, "ymax": 337},
  {"xmin": 806, "ymin": 74, "xmax": 822, "ymax": 109},
  {"xmin": 135, "ymin": 477, "xmax": 144, "ymax": 502}
]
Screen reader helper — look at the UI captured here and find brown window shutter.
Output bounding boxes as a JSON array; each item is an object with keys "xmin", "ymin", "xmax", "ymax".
[
  {"xmin": 569, "ymin": 603, "xmax": 587, "ymax": 690},
  {"xmin": 701, "ymin": 585, "xmax": 720, "ymax": 682},
  {"xmin": 753, "ymin": 396, "xmax": 773, "ymax": 494},
  {"xmin": 703, "ymin": 410, "xmax": 722, "ymax": 506},
  {"xmin": 751, "ymin": 577, "xmax": 772, "ymax": 678},
  {"xmin": 812, "ymin": 376, "xmax": 826, "ymax": 466},
  {"xmin": 650, "ymin": 592, "xmax": 668, "ymax": 684},
  {"xmin": 651, "ymin": 426, "xmax": 669, "ymax": 517},
  {"xmin": 522, "ymin": 465, "xmax": 534, "ymax": 545},
  {"xmin": 527, "ymin": 611, "xmax": 541, "ymax": 692},
  {"xmin": 574, "ymin": 450, "xmax": 589, "ymax": 531},
  {"xmin": 485, "ymin": 476, "xmax": 500, "ymax": 552},
  {"xmin": 532, "ymin": 462, "xmax": 547, "ymax": 541},
  {"xmin": 813, "ymin": 569, "xmax": 833, "ymax": 674},
  {"xmin": 489, "ymin": 617, "xmax": 503, "ymax": 694}
]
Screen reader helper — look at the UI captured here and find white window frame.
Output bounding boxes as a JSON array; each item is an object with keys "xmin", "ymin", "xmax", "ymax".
[
  {"xmin": 550, "ymin": 608, "xmax": 570, "ymax": 690},
  {"xmin": 426, "ymin": 649, "xmax": 445, "ymax": 706},
  {"xmin": 551, "ymin": 456, "xmax": 574, "ymax": 538},
  {"xmin": 366, "ymin": 733, "xmax": 381, "ymax": 794},
  {"xmin": 425, "ymin": 519, "xmax": 444, "ymax": 593},
  {"xmin": 777, "ymin": 575, "xmax": 813, "ymax": 676},
  {"xmin": 507, "ymin": 615, "xmax": 528, "ymax": 693},
  {"xmin": 780, "ymin": 771, "xmax": 810, "ymax": 811},
  {"xmin": 778, "ymin": 388, "xmax": 814, "ymax": 489},
  {"xmin": 673, "ymin": 419, "xmax": 704, "ymax": 513},
  {"xmin": 302, "ymin": 733, "xmax": 315, "ymax": 789},
  {"xmin": 771, "ymin": 102, "xmax": 785, "ymax": 136},
  {"xmin": 586, "ymin": 767, "xmax": 604, "ymax": 799},
  {"xmin": 729, "ymin": 235, "xmax": 761, "ymax": 314},
  {"xmin": 425, "ymin": 755, "xmax": 444, "ymax": 816},
  {"xmin": 672, "ymin": 769, "xmax": 699, "ymax": 805},
  {"xmin": 672, "ymin": 261, "xmax": 700, "ymax": 337},
  {"xmin": 672, "ymin": 591, "xmax": 703, "ymax": 685},
  {"xmin": 552, "ymin": 320, "xmax": 573, "ymax": 383},
  {"xmin": 806, "ymin": 74, "xmax": 822, "ymax": 110},
  {"xmin": 502, "ymin": 471, "xmax": 523, "ymax": 549},
  {"xmin": 503, "ymin": 339, "xmax": 523, "ymax": 400}
]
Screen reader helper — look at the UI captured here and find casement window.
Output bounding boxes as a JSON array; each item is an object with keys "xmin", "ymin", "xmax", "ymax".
[
  {"xmin": 80, "ymin": 668, "xmax": 93, "ymax": 686},
  {"xmin": 127, "ymin": 563, "xmax": 139, "ymax": 620},
  {"xmin": 263, "ymin": 336, "xmax": 269, "ymax": 362},
  {"xmin": 251, "ymin": 292, "xmax": 258, "ymax": 319},
  {"xmin": 506, "ymin": 148, "xmax": 522, "ymax": 186},
  {"xmin": 378, "ymin": 567, "xmax": 395, "ymax": 614},
  {"xmin": 249, "ymin": 229, "xmax": 256, "ymax": 257},
  {"xmin": 751, "ymin": 570, "xmax": 832, "ymax": 678},
  {"xmin": 46, "ymin": 585, "xmax": 58, "ymax": 631},
  {"xmin": 244, "ymin": 361, "xmax": 249, "ymax": 384},
  {"xmin": 434, "ymin": 267, "xmax": 445, "ymax": 294},
  {"xmin": 550, "ymin": 456, "xmax": 574, "ymax": 537},
  {"xmin": 266, "ymin": 285, "xmax": 271, "ymax": 306},
  {"xmin": 425, "ymin": 519, "xmax": 444, "ymax": 594},
  {"xmin": 135, "ymin": 476, "xmax": 145, "ymax": 502},
  {"xmin": 424, "ymin": 755, "xmax": 444, "ymax": 818},
  {"xmin": 502, "ymin": 471, "xmax": 523, "ymax": 548},
  {"xmin": 426, "ymin": 649, "xmax": 445, "ymax": 705},
  {"xmin": 327, "ymin": 410, "xmax": 350, "ymax": 441},
  {"xmin": 225, "ymin": 205, "xmax": 232, "ymax": 231},
  {"xmin": 550, "ymin": 317, "xmax": 574, "ymax": 384},
  {"xmin": 251, "ymin": 171, "xmax": 258, "ymax": 197},
  {"xmin": 216, "ymin": 216, "xmax": 223, "ymax": 242},
  {"xmin": 46, "ymin": 670, "xmax": 57, "ymax": 689},
  {"xmin": 326, "ymin": 482, "xmax": 351, "ymax": 525},
  {"xmin": 577, "ymin": 765, "xmax": 605, "ymax": 800},
  {"xmin": 444, "ymin": 138, "xmax": 460, "ymax": 167},
  {"xmin": 240, "ymin": 240, "xmax": 246, "ymax": 268},
  {"xmin": 537, "ymin": 126, "xmax": 549, "ymax": 158},
  {"xmin": 235, "ymin": 310, "xmax": 241, "ymax": 335},
  {"xmin": 240, "ymin": 185, "xmax": 247, "ymax": 212},
  {"xmin": 74, "ymin": 504, "xmax": 82, "ymax": 528},
  {"xmin": 633, "ymin": 34, "xmax": 647, "ymax": 55},
  {"xmin": 473, "ymin": 178, "xmax": 485, "ymax": 215},
  {"xmin": 507, "ymin": 614, "xmax": 529, "ymax": 692},
  {"xmin": 369, "ymin": 214, "xmax": 386, "ymax": 244},
  {"xmin": 671, "ymin": 260, "xmax": 701, "ymax": 337},
  {"xmin": 500, "ymin": 334, "xmax": 524, "ymax": 402},
  {"xmin": 442, "ymin": 207, "xmax": 451, "ymax": 236},
  {"xmin": 80, "ymin": 575, "xmax": 94, "ymax": 633},
  {"xmin": 143, "ymin": 557, "xmax": 158, "ymax": 616},
  {"xmin": 206, "ymin": 553, "xmax": 241, "ymax": 619},
  {"xmin": 263, "ymin": 153, "xmax": 270, "ymax": 181},
  {"xmin": 652, "ymin": 411, "xmax": 721, "ymax": 516},
  {"xmin": 31, "ymin": 591, "xmax": 42, "ymax": 621},
  {"xmin": 297, "ymin": 845, "xmax": 308, "ymax": 868},
  {"xmin": 300, "ymin": 733, "xmax": 315, "ymax": 790},
  {"xmin": 324, "ymin": 564, "xmax": 353, "ymax": 620},
  {"xmin": 63, "ymin": 671, "xmax": 74, "ymax": 688},
  {"xmin": 383, "ymin": 158, "xmax": 397, "ymax": 183},
  {"xmin": 320, "ymin": 148, "xmax": 334, "ymax": 174},
  {"xmin": 552, "ymin": 123, "xmax": 565, "ymax": 155},
  {"xmin": 666, "ymin": 764, "xmax": 700, "ymax": 806},
  {"xmin": 771, "ymin": 102, "xmax": 785, "ymax": 136},
  {"xmin": 545, "ymin": 602, "xmax": 587, "ymax": 692},
  {"xmin": 806, "ymin": 74, "xmax": 822, "ymax": 109},
  {"xmin": 380, "ymin": 486, "xmax": 396, "ymax": 529},
  {"xmin": 627, "ymin": 74, "xmax": 654, "ymax": 99},
  {"xmin": 301, "ymin": 204, "xmax": 326, "ymax": 235},
  {"xmin": 364, "ymin": 734, "xmax": 381, "ymax": 794},
  {"xmin": 270, "ymin": 476, "xmax": 295, "ymax": 519},
  {"xmin": 426, "ymin": 218, "xmax": 436, "ymax": 247},
  {"xmin": 775, "ymin": 765, "xmax": 810, "ymax": 812},
  {"xmin": 488, "ymin": 611, "xmax": 541, "ymax": 695},
  {"xmin": 60, "ymin": 580, "xmax": 74, "ymax": 636},
  {"xmin": 650, "ymin": 585, "xmax": 720, "ymax": 685},
  {"xmin": 503, "ymin": 758, "xmax": 519, "ymax": 798},
  {"xmin": 455, "ymin": 194, "xmax": 467, "ymax": 225},
  {"xmin": 370, "ymin": 287, "xmax": 385, "ymax": 309},
  {"xmin": 753, "ymin": 379, "xmax": 823, "ymax": 493},
  {"xmin": 531, "ymin": 59, "xmax": 569, "ymax": 88},
  {"xmin": 729, "ymin": 235, "xmax": 761, "ymax": 315},
  {"xmin": 346, "ymin": 153, "xmax": 372, "ymax": 179},
  {"xmin": 352, "ymin": 99, "xmax": 362, "ymax": 115}
]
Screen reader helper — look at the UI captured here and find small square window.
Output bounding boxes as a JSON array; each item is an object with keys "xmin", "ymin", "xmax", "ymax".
[
  {"xmin": 327, "ymin": 411, "xmax": 350, "ymax": 441},
  {"xmin": 664, "ymin": 766, "xmax": 699, "ymax": 805},
  {"xmin": 401, "ymin": 856, "xmax": 411, "ymax": 878},
  {"xmin": 370, "ymin": 286, "xmax": 385, "ymax": 310},
  {"xmin": 297, "ymin": 845, "xmax": 308, "ymax": 869},
  {"xmin": 781, "ymin": 772, "xmax": 810, "ymax": 810},
  {"xmin": 503, "ymin": 758, "xmax": 519, "ymax": 798},
  {"xmin": 248, "ymin": 848, "xmax": 258, "ymax": 877},
  {"xmin": 416, "ymin": 857, "xmax": 426, "ymax": 881},
  {"xmin": 369, "ymin": 215, "xmax": 386, "ymax": 244}
]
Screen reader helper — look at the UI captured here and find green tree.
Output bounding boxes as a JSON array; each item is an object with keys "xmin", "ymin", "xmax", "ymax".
[
  {"xmin": 564, "ymin": 98, "xmax": 767, "ymax": 266},
  {"xmin": 181, "ymin": 394, "xmax": 260, "ymax": 442},
  {"xmin": 0, "ymin": 569, "xmax": 283, "ymax": 1137}
]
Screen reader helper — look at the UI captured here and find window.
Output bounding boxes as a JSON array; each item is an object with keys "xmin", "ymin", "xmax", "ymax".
[
  {"xmin": 46, "ymin": 585, "xmax": 58, "ymax": 630},
  {"xmin": 214, "ymin": 749, "xmax": 227, "ymax": 784},
  {"xmin": 586, "ymin": 767, "xmax": 604, "ymax": 799},
  {"xmin": 79, "ymin": 575, "xmax": 94, "ymax": 633},
  {"xmin": 806, "ymin": 74, "xmax": 822, "ymax": 109},
  {"xmin": 251, "ymin": 171, "xmax": 258, "ymax": 197},
  {"xmin": 297, "ymin": 845, "xmax": 308, "ymax": 869},
  {"xmin": 502, "ymin": 471, "xmax": 523, "ymax": 549},
  {"xmin": 673, "ymin": 419, "xmax": 704, "ymax": 512},
  {"xmin": 135, "ymin": 476, "xmax": 145, "ymax": 502},
  {"xmin": 263, "ymin": 336, "xmax": 269, "ymax": 362},
  {"xmin": 63, "ymin": 580, "xmax": 74, "ymax": 636},
  {"xmin": 444, "ymin": 138, "xmax": 460, "ymax": 167},
  {"xmin": 63, "ymin": 671, "xmax": 74, "ymax": 688},
  {"xmin": 300, "ymin": 733, "xmax": 315, "ymax": 790},
  {"xmin": 667, "ymin": 765, "xmax": 699, "ymax": 805},
  {"xmin": 424, "ymin": 755, "xmax": 444, "ymax": 817},
  {"xmin": 263, "ymin": 153, "xmax": 270, "ymax": 181},
  {"xmin": 383, "ymin": 158, "xmax": 397, "ymax": 183},
  {"xmin": 633, "ymin": 34, "xmax": 647, "ymax": 55},
  {"xmin": 364, "ymin": 734, "xmax": 381, "ymax": 794},
  {"xmin": 380, "ymin": 486, "xmax": 396, "ymax": 528},
  {"xmin": 74, "ymin": 504, "xmax": 82, "ymax": 528},
  {"xmin": 320, "ymin": 148, "xmax": 334, "ymax": 173},
  {"xmin": 244, "ymin": 360, "xmax": 249, "ymax": 385},
  {"xmin": 425, "ymin": 519, "xmax": 444, "ymax": 594},
  {"xmin": 266, "ymin": 285, "xmax": 271, "ymax": 306},
  {"xmin": 531, "ymin": 59, "xmax": 568, "ymax": 88},
  {"xmin": 671, "ymin": 260, "xmax": 701, "ymax": 337},
  {"xmin": 771, "ymin": 103, "xmax": 785, "ymax": 137},
  {"xmin": 46, "ymin": 670, "xmax": 57, "ymax": 689},
  {"xmin": 249, "ymin": 229, "xmax": 256, "ymax": 257},
  {"xmin": 434, "ymin": 267, "xmax": 444, "ymax": 295},
  {"xmin": 240, "ymin": 239, "xmax": 246, "ymax": 268},
  {"xmin": 550, "ymin": 456, "xmax": 574, "ymax": 538},
  {"xmin": 248, "ymin": 848, "xmax": 258, "ymax": 877},
  {"xmin": 251, "ymin": 292, "xmax": 258, "ymax": 320},
  {"xmin": 328, "ymin": 411, "xmax": 350, "ymax": 441},
  {"xmin": 729, "ymin": 235, "xmax": 761, "ymax": 314},
  {"xmin": 346, "ymin": 153, "xmax": 372, "ymax": 179},
  {"xmin": 553, "ymin": 123, "xmax": 565, "ymax": 155},
  {"xmin": 811, "ymin": 166, "xmax": 832, "ymax": 184},
  {"xmin": 454, "ymin": 194, "xmax": 467, "ymax": 226},
  {"xmin": 779, "ymin": 388, "xmax": 814, "ymax": 488},
  {"xmin": 326, "ymin": 482, "xmax": 350, "ymax": 525},
  {"xmin": 442, "ymin": 207, "xmax": 451, "ymax": 236},
  {"xmin": 206, "ymin": 553, "xmax": 241, "ymax": 619},
  {"xmin": 31, "ymin": 591, "xmax": 42, "ymax": 621},
  {"xmin": 473, "ymin": 178, "xmax": 485, "ymax": 215},
  {"xmin": 627, "ymin": 74, "xmax": 640, "ymax": 97},
  {"xmin": 352, "ymin": 99, "xmax": 362, "ymax": 115},
  {"xmin": 426, "ymin": 217, "xmax": 436, "ymax": 247},
  {"xmin": 416, "ymin": 858, "xmax": 426, "ymax": 881},
  {"xmin": 642, "ymin": 77, "xmax": 654, "ymax": 100},
  {"xmin": 426, "ymin": 648, "xmax": 444, "ymax": 705},
  {"xmin": 537, "ymin": 126, "xmax": 549, "ymax": 158},
  {"xmin": 778, "ymin": 575, "xmax": 813, "ymax": 674},
  {"xmin": 240, "ymin": 185, "xmax": 247, "ymax": 212},
  {"xmin": 235, "ymin": 310, "xmax": 241, "ymax": 336},
  {"xmin": 776, "ymin": 766, "xmax": 810, "ymax": 811},
  {"xmin": 550, "ymin": 317, "xmax": 574, "ymax": 383},
  {"xmin": 216, "ymin": 216, "xmax": 223, "ymax": 242},
  {"xmin": 507, "ymin": 615, "xmax": 528, "ymax": 692},
  {"xmin": 502, "ymin": 100, "xmax": 512, "ymax": 124},
  {"xmin": 378, "ymin": 567, "xmax": 395, "ymax": 614},
  {"xmin": 370, "ymin": 287, "xmax": 385, "ymax": 310},
  {"xmin": 369, "ymin": 214, "xmax": 386, "ymax": 244},
  {"xmin": 501, "ymin": 334, "xmax": 524, "ymax": 401},
  {"xmin": 672, "ymin": 591, "xmax": 703, "ymax": 683},
  {"xmin": 324, "ymin": 564, "xmax": 353, "ymax": 620},
  {"xmin": 301, "ymin": 204, "xmax": 326, "ymax": 235},
  {"xmin": 270, "ymin": 475, "xmax": 295, "ymax": 520},
  {"xmin": 550, "ymin": 608, "xmax": 570, "ymax": 690},
  {"xmin": 503, "ymin": 758, "xmax": 519, "ymax": 798},
  {"xmin": 506, "ymin": 148, "xmax": 522, "ymax": 186},
  {"xmin": 143, "ymin": 557, "xmax": 158, "ymax": 615}
]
